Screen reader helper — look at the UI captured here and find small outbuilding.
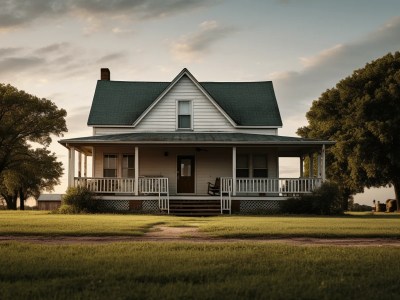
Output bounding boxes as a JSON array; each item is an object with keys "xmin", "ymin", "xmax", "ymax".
[{"xmin": 37, "ymin": 194, "xmax": 63, "ymax": 210}]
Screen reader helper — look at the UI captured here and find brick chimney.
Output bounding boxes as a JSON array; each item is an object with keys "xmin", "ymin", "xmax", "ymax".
[{"xmin": 100, "ymin": 68, "xmax": 110, "ymax": 80}]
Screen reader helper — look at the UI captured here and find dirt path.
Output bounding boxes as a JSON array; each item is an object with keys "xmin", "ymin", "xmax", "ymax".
[{"xmin": 1, "ymin": 226, "xmax": 399, "ymax": 246}]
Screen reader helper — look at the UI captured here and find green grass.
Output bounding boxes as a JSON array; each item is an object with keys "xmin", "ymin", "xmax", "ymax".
[
  {"xmin": 198, "ymin": 214, "xmax": 400, "ymax": 238},
  {"xmin": 0, "ymin": 211, "xmax": 399, "ymax": 238},
  {"xmin": 0, "ymin": 242, "xmax": 399, "ymax": 300}
]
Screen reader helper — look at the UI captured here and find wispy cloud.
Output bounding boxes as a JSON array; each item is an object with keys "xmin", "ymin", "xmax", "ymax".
[
  {"xmin": 0, "ymin": 0, "xmax": 219, "ymax": 32},
  {"xmin": 170, "ymin": 20, "xmax": 236, "ymax": 62},
  {"xmin": 271, "ymin": 16, "xmax": 400, "ymax": 121},
  {"xmin": 0, "ymin": 42, "xmax": 129, "ymax": 86}
]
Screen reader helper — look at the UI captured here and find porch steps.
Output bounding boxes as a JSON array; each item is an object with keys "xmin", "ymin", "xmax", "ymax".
[{"xmin": 168, "ymin": 199, "xmax": 221, "ymax": 216}]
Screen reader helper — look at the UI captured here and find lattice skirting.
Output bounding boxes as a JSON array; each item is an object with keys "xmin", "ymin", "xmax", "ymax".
[
  {"xmin": 239, "ymin": 200, "xmax": 281, "ymax": 214},
  {"xmin": 97, "ymin": 199, "xmax": 161, "ymax": 213},
  {"xmin": 98, "ymin": 200, "xmax": 129, "ymax": 211},
  {"xmin": 142, "ymin": 200, "xmax": 160, "ymax": 213}
]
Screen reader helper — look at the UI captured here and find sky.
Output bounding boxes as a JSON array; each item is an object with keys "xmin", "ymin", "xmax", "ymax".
[{"xmin": 1, "ymin": 0, "xmax": 400, "ymax": 205}]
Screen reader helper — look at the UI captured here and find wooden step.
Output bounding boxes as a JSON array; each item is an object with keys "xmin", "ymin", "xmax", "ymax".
[{"xmin": 168, "ymin": 199, "xmax": 221, "ymax": 216}]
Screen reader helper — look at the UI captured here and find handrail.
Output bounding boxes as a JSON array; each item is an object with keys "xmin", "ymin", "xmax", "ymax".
[{"xmin": 74, "ymin": 177, "xmax": 135, "ymax": 194}]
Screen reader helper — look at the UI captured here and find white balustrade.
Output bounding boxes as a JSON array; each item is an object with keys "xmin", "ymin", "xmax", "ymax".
[
  {"xmin": 74, "ymin": 177, "xmax": 135, "ymax": 194},
  {"xmin": 219, "ymin": 178, "xmax": 322, "ymax": 194}
]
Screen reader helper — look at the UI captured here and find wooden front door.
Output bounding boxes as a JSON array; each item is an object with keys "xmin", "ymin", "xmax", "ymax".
[{"xmin": 177, "ymin": 156, "xmax": 195, "ymax": 193}]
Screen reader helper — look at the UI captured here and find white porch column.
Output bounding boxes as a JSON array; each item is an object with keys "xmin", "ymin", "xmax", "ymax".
[
  {"xmin": 322, "ymin": 145, "xmax": 326, "ymax": 182},
  {"xmin": 135, "ymin": 146, "xmax": 139, "ymax": 196},
  {"xmin": 232, "ymin": 146, "xmax": 236, "ymax": 196},
  {"xmin": 84, "ymin": 154, "xmax": 87, "ymax": 177},
  {"xmin": 309, "ymin": 153, "xmax": 314, "ymax": 177},
  {"xmin": 317, "ymin": 153, "xmax": 321, "ymax": 178},
  {"xmin": 78, "ymin": 152, "xmax": 82, "ymax": 178},
  {"xmin": 91, "ymin": 147, "xmax": 95, "ymax": 177},
  {"xmin": 68, "ymin": 147, "xmax": 75, "ymax": 187},
  {"xmin": 300, "ymin": 156, "xmax": 304, "ymax": 177}
]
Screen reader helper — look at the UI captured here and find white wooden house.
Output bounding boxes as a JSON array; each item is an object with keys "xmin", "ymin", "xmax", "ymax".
[{"xmin": 59, "ymin": 68, "xmax": 333, "ymax": 214}]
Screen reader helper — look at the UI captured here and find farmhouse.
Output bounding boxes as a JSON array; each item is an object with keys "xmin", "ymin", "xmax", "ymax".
[{"xmin": 59, "ymin": 68, "xmax": 333, "ymax": 215}]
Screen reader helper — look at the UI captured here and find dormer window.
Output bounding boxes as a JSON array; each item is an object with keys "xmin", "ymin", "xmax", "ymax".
[{"xmin": 177, "ymin": 100, "xmax": 192, "ymax": 129}]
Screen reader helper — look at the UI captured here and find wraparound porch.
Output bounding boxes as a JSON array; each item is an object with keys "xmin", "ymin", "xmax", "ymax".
[
  {"xmin": 73, "ymin": 176, "xmax": 323, "ymax": 214},
  {"xmin": 60, "ymin": 132, "xmax": 332, "ymax": 214}
]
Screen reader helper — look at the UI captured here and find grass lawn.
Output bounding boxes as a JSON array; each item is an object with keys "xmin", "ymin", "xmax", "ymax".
[
  {"xmin": 0, "ymin": 242, "xmax": 399, "ymax": 300},
  {"xmin": 0, "ymin": 211, "xmax": 399, "ymax": 238},
  {"xmin": 1, "ymin": 212, "xmax": 399, "ymax": 299}
]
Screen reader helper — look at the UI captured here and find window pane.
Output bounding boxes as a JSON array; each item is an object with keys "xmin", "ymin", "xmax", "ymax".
[
  {"xmin": 253, "ymin": 155, "xmax": 267, "ymax": 168},
  {"xmin": 123, "ymin": 155, "xmax": 134, "ymax": 168},
  {"xmin": 104, "ymin": 154, "xmax": 117, "ymax": 169},
  {"xmin": 236, "ymin": 169, "xmax": 249, "ymax": 177},
  {"xmin": 178, "ymin": 101, "xmax": 190, "ymax": 114},
  {"xmin": 180, "ymin": 159, "xmax": 192, "ymax": 177},
  {"xmin": 237, "ymin": 155, "xmax": 249, "ymax": 168},
  {"xmin": 104, "ymin": 169, "xmax": 116, "ymax": 177},
  {"xmin": 178, "ymin": 115, "xmax": 191, "ymax": 128},
  {"xmin": 122, "ymin": 155, "xmax": 135, "ymax": 178},
  {"xmin": 253, "ymin": 169, "xmax": 268, "ymax": 178}
]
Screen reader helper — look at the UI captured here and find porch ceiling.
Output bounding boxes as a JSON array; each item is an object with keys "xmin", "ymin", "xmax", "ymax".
[{"xmin": 59, "ymin": 132, "xmax": 333, "ymax": 154}]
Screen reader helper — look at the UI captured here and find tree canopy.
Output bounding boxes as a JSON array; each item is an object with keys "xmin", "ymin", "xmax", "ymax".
[
  {"xmin": 298, "ymin": 52, "xmax": 400, "ymax": 210},
  {"xmin": 0, "ymin": 83, "xmax": 67, "ymax": 209}
]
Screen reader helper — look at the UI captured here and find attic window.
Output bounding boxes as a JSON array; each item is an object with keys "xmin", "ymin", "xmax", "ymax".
[{"xmin": 177, "ymin": 100, "xmax": 192, "ymax": 129}]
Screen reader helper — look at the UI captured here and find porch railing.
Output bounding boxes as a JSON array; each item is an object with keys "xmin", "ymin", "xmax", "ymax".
[
  {"xmin": 236, "ymin": 178, "xmax": 322, "ymax": 194},
  {"xmin": 219, "ymin": 177, "xmax": 322, "ymax": 214},
  {"xmin": 74, "ymin": 177, "xmax": 169, "ymax": 213},
  {"xmin": 74, "ymin": 177, "xmax": 135, "ymax": 194}
]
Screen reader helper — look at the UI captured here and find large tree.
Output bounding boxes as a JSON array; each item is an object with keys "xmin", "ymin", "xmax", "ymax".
[
  {"xmin": 0, "ymin": 83, "xmax": 67, "ymax": 174},
  {"xmin": 0, "ymin": 148, "xmax": 63, "ymax": 210},
  {"xmin": 298, "ymin": 52, "xmax": 400, "ymax": 210},
  {"xmin": 0, "ymin": 83, "xmax": 67, "ymax": 209}
]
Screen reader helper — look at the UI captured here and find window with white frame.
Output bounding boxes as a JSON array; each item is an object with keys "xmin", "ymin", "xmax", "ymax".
[
  {"xmin": 122, "ymin": 154, "xmax": 135, "ymax": 178},
  {"xmin": 103, "ymin": 154, "xmax": 117, "ymax": 177},
  {"xmin": 177, "ymin": 100, "xmax": 192, "ymax": 129}
]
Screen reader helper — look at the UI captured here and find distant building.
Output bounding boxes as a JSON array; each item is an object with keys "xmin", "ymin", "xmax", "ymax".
[{"xmin": 37, "ymin": 194, "xmax": 63, "ymax": 210}]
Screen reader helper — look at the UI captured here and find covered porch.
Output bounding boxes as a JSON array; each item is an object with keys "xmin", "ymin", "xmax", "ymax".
[{"xmin": 60, "ymin": 132, "xmax": 333, "ymax": 214}]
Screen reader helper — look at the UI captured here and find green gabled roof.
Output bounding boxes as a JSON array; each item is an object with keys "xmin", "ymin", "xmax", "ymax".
[
  {"xmin": 87, "ymin": 71, "xmax": 283, "ymax": 127},
  {"xmin": 88, "ymin": 81, "xmax": 170, "ymax": 126},
  {"xmin": 201, "ymin": 81, "xmax": 282, "ymax": 126}
]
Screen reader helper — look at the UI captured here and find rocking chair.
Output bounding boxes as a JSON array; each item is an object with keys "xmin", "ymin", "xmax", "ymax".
[{"xmin": 208, "ymin": 177, "xmax": 220, "ymax": 195}]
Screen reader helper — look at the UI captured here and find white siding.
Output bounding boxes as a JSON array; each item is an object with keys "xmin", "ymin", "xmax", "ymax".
[{"xmin": 135, "ymin": 75, "xmax": 234, "ymax": 132}]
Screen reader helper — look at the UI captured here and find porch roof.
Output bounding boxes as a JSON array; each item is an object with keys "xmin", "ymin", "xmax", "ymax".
[{"xmin": 60, "ymin": 132, "xmax": 334, "ymax": 147}]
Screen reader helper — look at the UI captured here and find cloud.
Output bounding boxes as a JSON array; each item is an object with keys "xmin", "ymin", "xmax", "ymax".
[
  {"xmin": 271, "ymin": 16, "xmax": 400, "ymax": 121},
  {"xmin": 0, "ymin": 41, "xmax": 129, "ymax": 83},
  {"xmin": 170, "ymin": 20, "xmax": 236, "ymax": 62},
  {"xmin": 66, "ymin": 105, "xmax": 91, "ymax": 132},
  {"xmin": 0, "ymin": 0, "xmax": 219, "ymax": 31},
  {"xmin": 96, "ymin": 52, "xmax": 127, "ymax": 64}
]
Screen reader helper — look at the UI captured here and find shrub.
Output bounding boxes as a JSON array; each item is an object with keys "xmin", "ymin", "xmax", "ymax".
[
  {"xmin": 281, "ymin": 182, "xmax": 342, "ymax": 215},
  {"xmin": 60, "ymin": 186, "xmax": 97, "ymax": 213}
]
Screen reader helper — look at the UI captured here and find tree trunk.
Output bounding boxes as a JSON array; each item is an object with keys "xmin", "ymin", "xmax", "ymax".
[
  {"xmin": 3, "ymin": 193, "xmax": 18, "ymax": 210},
  {"xmin": 340, "ymin": 188, "xmax": 351, "ymax": 211},
  {"xmin": 19, "ymin": 188, "xmax": 25, "ymax": 211},
  {"xmin": 393, "ymin": 180, "xmax": 400, "ymax": 212}
]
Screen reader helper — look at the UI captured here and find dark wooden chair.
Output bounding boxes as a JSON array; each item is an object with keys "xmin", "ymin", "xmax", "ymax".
[{"xmin": 208, "ymin": 177, "xmax": 220, "ymax": 195}]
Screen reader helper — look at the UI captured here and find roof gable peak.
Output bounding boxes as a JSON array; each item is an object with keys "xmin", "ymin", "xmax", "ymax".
[{"xmin": 133, "ymin": 68, "xmax": 237, "ymax": 127}]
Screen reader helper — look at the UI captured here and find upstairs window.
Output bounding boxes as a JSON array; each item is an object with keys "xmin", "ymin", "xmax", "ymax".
[
  {"xmin": 104, "ymin": 154, "xmax": 117, "ymax": 177},
  {"xmin": 177, "ymin": 101, "xmax": 192, "ymax": 129}
]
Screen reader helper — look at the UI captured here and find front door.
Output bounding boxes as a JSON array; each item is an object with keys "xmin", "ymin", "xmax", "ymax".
[{"xmin": 177, "ymin": 156, "xmax": 195, "ymax": 193}]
